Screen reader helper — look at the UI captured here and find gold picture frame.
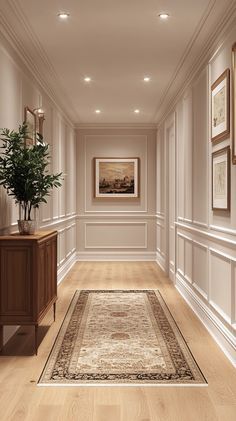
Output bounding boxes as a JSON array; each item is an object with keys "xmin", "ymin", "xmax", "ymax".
[
  {"xmin": 211, "ymin": 69, "xmax": 230, "ymax": 143},
  {"xmin": 212, "ymin": 146, "xmax": 230, "ymax": 211},
  {"xmin": 94, "ymin": 157, "xmax": 140, "ymax": 198}
]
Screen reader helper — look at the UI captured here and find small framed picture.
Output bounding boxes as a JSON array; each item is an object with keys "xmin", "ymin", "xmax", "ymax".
[
  {"xmin": 232, "ymin": 43, "xmax": 236, "ymax": 164},
  {"xmin": 94, "ymin": 157, "xmax": 139, "ymax": 198},
  {"xmin": 212, "ymin": 146, "xmax": 230, "ymax": 211},
  {"xmin": 211, "ymin": 69, "xmax": 230, "ymax": 143},
  {"xmin": 24, "ymin": 106, "xmax": 36, "ymax": 146}
]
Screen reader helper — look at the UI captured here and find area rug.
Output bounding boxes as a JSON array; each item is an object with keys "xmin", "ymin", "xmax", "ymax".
[{"xmin": 38, "ymin": 290, "xmax": 207, "ymax": 386}]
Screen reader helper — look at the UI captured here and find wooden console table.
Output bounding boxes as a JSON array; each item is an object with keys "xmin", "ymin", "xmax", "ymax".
[{"xmin": 0, "ymin": 230, "xmax": 57, "ymax": 355}]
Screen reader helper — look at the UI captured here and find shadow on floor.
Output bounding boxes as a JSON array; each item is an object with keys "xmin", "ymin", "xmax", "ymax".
[{"xmin": 0, "ymin": 325, "xmax": 50, "ymax": 356}]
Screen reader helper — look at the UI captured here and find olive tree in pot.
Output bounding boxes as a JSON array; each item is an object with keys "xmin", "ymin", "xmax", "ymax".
[{"xmin": 0, "ymin": 124, "xmax": 62, "ymax": 234}]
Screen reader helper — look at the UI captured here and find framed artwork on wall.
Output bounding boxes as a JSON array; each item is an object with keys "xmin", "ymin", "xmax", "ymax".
[
  {"xmin": 24, "ymin": 106, "xmax": 36, "ymax": 146},
  {"xmin": 94, "ymin": 157, "xmax": 139, "ymax": 198},
  {"xmin": 232, "ymin": 43, "xmax": 236, "ymax": 164},
  {"xmin": 212, "ymin": 146, "xmax": 230, "ymax": 211},
  {"xmin": 211, "ymin": 69, "xmax": 230, "ymax": 143}
]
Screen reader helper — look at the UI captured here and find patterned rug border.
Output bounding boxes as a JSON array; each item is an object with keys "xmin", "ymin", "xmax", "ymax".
[{"xmin": 38, "ymin": 289, "xmax": 208, "ymax": 387}]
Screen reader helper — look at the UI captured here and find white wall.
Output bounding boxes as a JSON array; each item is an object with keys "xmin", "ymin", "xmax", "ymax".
[
  {"xmin": 156, "ymin": 25, "xmax": 236, "ymax": 365},
  {"xmin": 0, "ymin": 35, "xmax": 77, "ymax": 344},
  {"xmin": 76, "ymin": 128, "xmax": 156, "ymax": 260}
]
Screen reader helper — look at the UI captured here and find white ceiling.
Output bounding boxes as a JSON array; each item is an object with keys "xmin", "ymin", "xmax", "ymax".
[{"xmin": 1, "ymin": 0, "xmax": 235, "ymax": 124}]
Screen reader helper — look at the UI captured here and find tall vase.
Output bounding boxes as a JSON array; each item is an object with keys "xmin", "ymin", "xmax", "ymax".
[
  {"xmin": 18, "ymin": 204, "xmax": 36, "ymax": 235},
  {"xmin": 18, "ymin": 220, "xmax": 36, "ymax": 235}
]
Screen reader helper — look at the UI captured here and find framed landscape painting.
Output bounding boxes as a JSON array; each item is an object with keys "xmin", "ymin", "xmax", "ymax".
[
  {"xmin": 212, "ymin": 146, "xmax": 230, "ymax": 211},
  {"xmin": 94, "ymin": 157, "xmax": 139, "ymax": 198},
  {"xmin": 232, "ymin": 43, "xmax": 236, "ymax": 164},
  {"xmin": 211, "ymin": 69, "xmax": 230, "ymax": 143},
  {"xmin": 24, "ymin": 106, "xmax": 36, "ymax": 146}
]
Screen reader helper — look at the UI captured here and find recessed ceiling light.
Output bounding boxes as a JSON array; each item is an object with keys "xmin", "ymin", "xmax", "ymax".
[
  {"xmin": 58, "ymin": 12, "xmax": 70, "ymax": 19},
  {"xmin": 134, "ymin": 109, "xmax": 140, "ymax": 114},
  {"xmin": 95, "ymin": 109, "xmax": 101, "ymax": 114},
  {"xmin": 84, "ymin": 77, "xmax": 91, "ymax": 82},
  {"xmin": 158, "ymin": 13, "xmax": 169, "ymax": 20},
  {"xmin": 144, "ymin": 76, "xmax": 150, "ymax": 82}
]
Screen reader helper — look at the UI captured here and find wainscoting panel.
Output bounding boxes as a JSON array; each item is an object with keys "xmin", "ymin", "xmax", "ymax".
[
  {"xmin": 156, "ymin": 220, "xmax": 165, "ymax": 253},
  {"xmin": 177, "ymin": 233, "xmax": 185, "ymax": 276},
  {"xmin": 156, "ymin": 218, "xmax": 166, "ymax": 271},
  {"xmin": 58, "ymin": 228, "xmax": 66, "ymax": 266},
  {"xmin": 193, "ymin": 241, "xmax": 208, "ymax": 299},
  {"xmin": 84, "ymin": 222, "xmax": 147, "ymax": 249},
  {"xmin": 176, "ymin": 222, "xmax": 236, "ymax": 365},
  {"xmin": 209, "ymin": 249, "xmax": 232, "ymax": 324},
  {"xmin": 185, "ymin": 238, "xmax": 193, "ymax": 284}
]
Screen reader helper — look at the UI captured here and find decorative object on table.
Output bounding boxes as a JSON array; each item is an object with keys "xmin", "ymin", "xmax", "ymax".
[
  {"xmin": 232, "ymin": 43, "xmax": 236, "ymax": 164},
  {"xmin": 24, "ymin": 106, "xmax": 36, "ymax": 146},
  {"xmin": 212, "ymin": 146, "xmax": 230, "ymax": 211},
  {"xmin": 211, "ymin": 69, "xmax": 230, "ymax": 143},
  {"xmin": 94, "ymin": 157, "xmax": 139, "ymax": 198},
  {"xmin": 38, "ymin": 290, "xmax": 207, "ymax": 386},
  {"xmin": 0, "ymin": 124, "xmax": 63, "ymax": 234}
]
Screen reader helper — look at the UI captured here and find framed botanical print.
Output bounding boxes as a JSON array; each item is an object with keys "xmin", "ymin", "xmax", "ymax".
[
  {"xmin": 94, "ymin": 157, "xmax": 139, "ymax": 198},
  {"xmin": 211, "ymin": 69, "xmax": 230, "ymax": 143},
  {"xmin": 232, "ymin": 43, "xmax": 236, "ymax": 164},
  {"xmin": 212, "ymin": 146, "xmax": 230, "ymax": 211},
  {"xmin": 24, "ymin": 106, "xmax": 36, "ymax": 146}
]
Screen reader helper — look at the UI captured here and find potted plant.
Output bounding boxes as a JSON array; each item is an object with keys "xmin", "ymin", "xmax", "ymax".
[{"xmin": 0, "ymin": 124, "xmax": 62, "ymax": 234}]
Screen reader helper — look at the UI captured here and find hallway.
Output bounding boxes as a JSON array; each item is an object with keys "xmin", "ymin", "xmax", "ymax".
[
  {"xmin": 0, "ymin": 262, "xmax": 235, "ymax": 421},
  {"xmin": 0, "ymin": 1, "xmax": 236, "ymax": 419}
]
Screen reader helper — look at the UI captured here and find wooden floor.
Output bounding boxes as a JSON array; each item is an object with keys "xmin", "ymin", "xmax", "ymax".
[{"xmin": 0, "ymin": 261, "xmax": 236, "ymax": 421}]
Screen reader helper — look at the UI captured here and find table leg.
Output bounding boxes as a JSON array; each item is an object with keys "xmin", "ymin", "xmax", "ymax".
[
  {"xmin": 0, "ymin": 325, "xmax": 3, "ymax": 353},
  {"xmin": 35, "ymin": 325, "xmax": 38, "ymax": 355},
  {"xmin": 53, "ymin": 302, "xmax": 56, "ymax": 322}
]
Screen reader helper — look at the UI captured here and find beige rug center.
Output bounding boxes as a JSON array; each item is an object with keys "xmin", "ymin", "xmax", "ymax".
[{"xmin": 71, "ymin": 292, "xmax": 171, "ymax": 373}]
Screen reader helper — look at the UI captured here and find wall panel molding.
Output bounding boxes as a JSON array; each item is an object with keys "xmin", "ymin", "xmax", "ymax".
[
  {"xmin": 209, "ymin": 247, "xmax": 236, "ymax": 325},
  {"xmin": 176, "ymin": 228, "xmax": 236, "ymax": 334},
  {"xmin": 57, "ymin": 251, "xmax": 77, "ymax": 285},
  {"xmin": 84, "ymin": 221, "xmax": 148, "ymax": 249},
  {"xmin": 84, "ymin": 134, "xmax": 148, "ymax": 214},
  {"xmin": 192, "ymin": 239, "xmax": 209, "ymax": 300},
  {"xmin": 193, "ymin": 220, "xmax": 208, "ymax": 228},
  {"xmin": 176, "ymin": 273, "xmax": 236, "ymax": 367},
  {"xmin": 156, "ymin": 251, "xmax": 166, "ymax": 272},
  {"xmin": 156, "ymin": 221, "xmax": 165, "ymax": 257},
  {"xmin": 156, "ymin": 212, "xmax": 165, "ymax": 220},
  {"xmin": 210, "ymin": 225, "xmax": 236, "ymax": 237},
  {"xmin": 176, "ymin": 221, "xmax": 236, "ymax": 247},
  {"xmin": 40, "ymin": 214, "xmax": 77, "ymax": 229}
]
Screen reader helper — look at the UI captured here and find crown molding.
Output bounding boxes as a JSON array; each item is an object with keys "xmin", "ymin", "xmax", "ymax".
[
  {"xmin": 76, "ymin": 123, "xmax": 158, "ymax": 131},
  {"xmin": 0, "ymin": 0, "xmax": 79, "ymax": 126},
  {"xmin": 155, "ymin": 0, "xmax": 236, "ymax": 126}
]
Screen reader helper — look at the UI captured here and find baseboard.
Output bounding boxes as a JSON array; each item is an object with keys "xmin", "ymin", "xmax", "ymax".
[
  {"xmin": 77, "ymin": 251, "xmax": 156, "ymax": 261},
  {"xmin": 155, "ymin": 251, "xmax": 166, "ymax": 273},
  {"xmin": 176, "ymin": 273, "xmax": 236, "ymax": 367},
  {"xmin": 57, "ymin": 251, "xmax": 77, "ymax": 285}
]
